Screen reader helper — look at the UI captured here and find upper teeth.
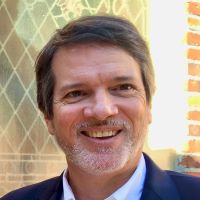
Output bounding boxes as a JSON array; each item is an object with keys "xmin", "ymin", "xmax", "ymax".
[{"xmin": 86, "ymin": 131, "xmax": 116, "ymax": 138}]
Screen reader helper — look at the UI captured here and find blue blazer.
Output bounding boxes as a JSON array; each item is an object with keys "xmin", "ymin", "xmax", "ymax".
[{"xmin": 1, "ymin": 154, "xmax": 200, "ymax": 200}]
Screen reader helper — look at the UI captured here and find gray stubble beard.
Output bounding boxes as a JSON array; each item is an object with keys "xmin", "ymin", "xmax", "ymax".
[{"xmin": 55, "ymin": 119, "xmax": 148, "ymax": 176}]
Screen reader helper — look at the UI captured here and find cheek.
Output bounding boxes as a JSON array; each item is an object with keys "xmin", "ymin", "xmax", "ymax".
[
  {"xmin": 53, "ymin": 105, "xmax": 83, "ymax": 134},
  {"xmin": 121, "ymin": 98, "xmax": 149, "ymax": 124},
  {"xmin": 124, "ymin": 97, "xmax": 146, "ymax": 113}
]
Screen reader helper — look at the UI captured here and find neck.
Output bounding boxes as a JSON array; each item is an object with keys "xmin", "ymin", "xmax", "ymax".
[{"xmin": 66, "ymin": 155, "xmax": 141, "ymax": 200}]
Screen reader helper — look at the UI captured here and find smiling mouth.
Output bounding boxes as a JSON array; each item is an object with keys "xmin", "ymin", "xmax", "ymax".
[{"xmin": 81, "ymin": 130, "xmax": 121, "ymax": 139}]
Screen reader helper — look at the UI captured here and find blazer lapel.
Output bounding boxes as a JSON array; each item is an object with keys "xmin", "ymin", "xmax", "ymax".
[
  {"xmin": 37, "ymin": 173, "xmax": 63, "ymax": 200},
  {"xmin": 141, "ymin": 153, "xmax": 180, "ymax": 200},
  {"xmin": 140, "ymin": 187, "xmax": 162, "ymax": 200},
  {"xmin": 49, "ymin": 192, "xmax": 62, "ymax": 200}
]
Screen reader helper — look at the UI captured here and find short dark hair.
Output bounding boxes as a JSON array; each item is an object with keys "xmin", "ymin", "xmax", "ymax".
[{"xmin": 35, "ymin": 15, "xmax": 155, "ymax": 119}]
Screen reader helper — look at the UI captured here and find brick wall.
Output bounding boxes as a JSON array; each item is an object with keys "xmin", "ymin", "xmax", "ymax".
[{"xmin": 177, "ymin": 1, "xmax": 200, "ymax": 176}]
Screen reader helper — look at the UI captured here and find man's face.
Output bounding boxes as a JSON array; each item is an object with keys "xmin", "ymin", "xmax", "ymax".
[{"xmin": 45, "ymin": 44, "xmax": 152, "ymax": 175}]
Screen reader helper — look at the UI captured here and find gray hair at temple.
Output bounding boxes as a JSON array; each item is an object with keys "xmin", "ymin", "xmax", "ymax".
[{"xmin": 35, "ymin": 15, "xmax": 156, "ymax": 119}]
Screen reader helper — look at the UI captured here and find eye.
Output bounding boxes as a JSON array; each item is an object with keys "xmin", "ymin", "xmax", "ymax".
[
  {"xmin": 62, "ymin": 90, "xmax": 88, "ymax": 103},
  {"xmin": 118, "ymin": 84, "xmax": 134, "ymax": 91},
  {"xmin": 67, "ymin": 90, "xmax": 85, "ymax": 98},
  {"xmin": 110, "ymin": 84, "xmax": 136, "ymax": 96},
  {"xmin": 112, "ymin": 84, "xmax": 135, "ymax": 91}
]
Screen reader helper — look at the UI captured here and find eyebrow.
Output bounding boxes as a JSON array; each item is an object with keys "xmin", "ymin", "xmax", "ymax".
[
  {"xmin": 59, "ymin": 83, "xmax": 86, "ymax": 93},
  {"xmin": 113, "ymin": 76, "xmax": 135, "ymax": 82},
  {"xmin": 59, "ymin": 76, "xmax": 135, "ymax": 92}
]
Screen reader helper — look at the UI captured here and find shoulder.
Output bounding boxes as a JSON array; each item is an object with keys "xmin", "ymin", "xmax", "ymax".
[
  {"xmin": 167, "ymin": 170, "xmax": 200, "ymax": 186},
  {"xmin": 143, "ymin": 153, "xmax": 200, "ymax": 200},
  {"xmin": 0, "ymin": 176, "xmax": 62, "ymax": 200},
  {"xmin": 166, "ymin": 170, "xmax": 200, "ymax": 199}
]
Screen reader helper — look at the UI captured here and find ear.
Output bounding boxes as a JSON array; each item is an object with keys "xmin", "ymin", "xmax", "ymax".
[{"xmin": 44, "ymin": 113, "xmax": 55, "ymax": 135}]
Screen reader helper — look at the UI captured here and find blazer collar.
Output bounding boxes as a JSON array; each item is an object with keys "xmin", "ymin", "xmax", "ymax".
[
  {"xmin": 36, "ymin": 154, "xmax": 180, "ymax": 200},
  {"xmin": 141, "ymin": 153, "xmax": 180, "ymax": 200}
]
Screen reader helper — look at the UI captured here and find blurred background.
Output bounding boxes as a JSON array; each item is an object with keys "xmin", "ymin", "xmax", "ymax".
[{"xmin": 0, "ymin": 0, "xmax": 200, "ymax": 196}]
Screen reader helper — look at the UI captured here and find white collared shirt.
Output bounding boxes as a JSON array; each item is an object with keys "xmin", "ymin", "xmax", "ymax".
[{"xmin": 61, "ymin": 154, "xmax": 146, "ymax": 200}]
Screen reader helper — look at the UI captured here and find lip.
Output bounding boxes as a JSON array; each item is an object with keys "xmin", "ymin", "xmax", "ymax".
[
  {"xmin": 78, "ymin": 127, "xmax": 123, "ymax": 147},
  {"xmin": 81, "ymin": 130, "xmax": 121, "ymax": 139},
  {"xmin": 79, "ymin": 125, "xmax": 122, "ymax": 138}
]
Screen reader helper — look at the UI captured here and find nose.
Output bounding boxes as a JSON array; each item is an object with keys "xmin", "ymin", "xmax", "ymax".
[{"xmin": 84, "ymin": 89, "xmax": 118, "ymax": 120}]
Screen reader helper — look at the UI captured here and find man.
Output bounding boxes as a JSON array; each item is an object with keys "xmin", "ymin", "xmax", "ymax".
[{"xmin": 1, "ymin": 15, "xmax": 200, "ymax": 200}]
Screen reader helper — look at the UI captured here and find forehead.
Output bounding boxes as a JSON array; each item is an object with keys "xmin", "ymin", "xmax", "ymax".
[{"xmin": 51, "ymin": 43, "xmax": 143, "ymax": 84}]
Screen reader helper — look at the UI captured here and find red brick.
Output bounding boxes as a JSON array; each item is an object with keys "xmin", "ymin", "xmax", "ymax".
[
  {"xmin": 188, "ymin": 111, "xmax": 200, "ymax": 121},
  {"xmin": 178, "ymin": 155, "xmax": 200, "ymax": 168},
  {"xmin": 188, "ymin": 49, "xmax": 200, "ymax": 60},
  {"xmin": 188, "ymin": 79, "xmax": 200, "ymax": 92},
  {"xmin": 188, "ymin": 2, "xmax": 200, "ymax": 16},
  {"xmin": 189, "ymin": 125, "xmax": 200, "ymax": 136},
  {"xmin": 183, "ymin": 139, "xmax": 200, "ymax": 153},
  {"xmin": 185, "ymin": 172, "xmax": 200, "ymax": 177},
  {"xmin": 188, "ymin": 63, "xmax": 200, "ymax": 76},
  {"xmin": 187, "ymin": 32, "xmax": 200, "ymax": 46}
]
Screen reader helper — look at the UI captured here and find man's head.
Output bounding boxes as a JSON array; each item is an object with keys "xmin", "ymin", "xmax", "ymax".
[
  {"xmin": 35, "ymin": 15, "xmax": 155, "ymax": 175},
  {"xmin": 35, "ymin": 15, "xmax": 155, "ymax": 119}
]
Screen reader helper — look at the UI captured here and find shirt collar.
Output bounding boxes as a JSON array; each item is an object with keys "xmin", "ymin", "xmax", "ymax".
[
  {"xmin": 105, "ymin": 154, "xmax": 146, "ymax": 200},
  {"xmin": 62, "ymin": 170, "xmax": 76, "ymax": 200},
  {"xmin": 62, "ymin": 154, "xmax": 146, "ymax": 200}
]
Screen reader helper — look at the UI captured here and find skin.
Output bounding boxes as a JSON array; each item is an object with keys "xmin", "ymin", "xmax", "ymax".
[{"xmin": 45, "ymin": 43, "xmax": 152, "ymax": 200}]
